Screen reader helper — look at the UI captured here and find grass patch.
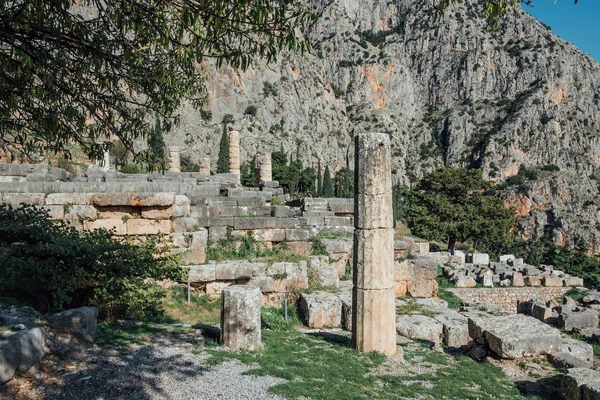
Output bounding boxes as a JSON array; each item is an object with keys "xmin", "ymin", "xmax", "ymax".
[
  {"xmin": 436, "ymin": 275, "xmax": 462, "ymax": 309},
  {"xmin": 206, "ymin": 330, "xmax": 385, "ymax": 399},
  {"xmin": 396, "ymin": 301, "xmax": 440, "ymax": 318},
  {"xmin": 161, "ymin": 286, "xmax": 221, "ymax": 326},
  {"xmin": 571, "ymin": 332, "xmax": 600, "ymax": 357},
  {"xmin": 204, "ymin": 330, "xmax": 544, "ymax": 399},
  {"xmin": 564, "ymin": 288, "xmax": 586, "ymax": 302},
  {"xmin": 261, "ymin": 306, "xmax": 301, "ymax": 331}
]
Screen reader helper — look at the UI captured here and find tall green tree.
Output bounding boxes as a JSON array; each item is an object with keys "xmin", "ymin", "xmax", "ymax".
[
  {"xmin": 216, "ymin": 125, "xmax": 229, "ymax": 174},
  {"xmin": 404, "ymin": 168, "xmax": 516, "ymax": 253},
  {"xmin": 1, "ymin": 0, "xmax": 313, "ymax": 165},
  {"xmin": 322, "ymin": 165, "xmax": 334, "ymax": 198},
  {"xmin": 317, "ymin": 161, "xmax": 323, "ymax": 197},
  {"xmin": 334, "ymin": 167, "xmax": 353, "ymax": 198}
]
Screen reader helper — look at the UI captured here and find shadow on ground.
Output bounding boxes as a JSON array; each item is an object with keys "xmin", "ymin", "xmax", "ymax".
[{"xmin": 42, "ymin": 333, "xmax": 208, "ymax": 400}]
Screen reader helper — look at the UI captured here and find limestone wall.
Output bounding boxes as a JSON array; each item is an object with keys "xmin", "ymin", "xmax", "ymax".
[{"xmin": 450, "ymin": 287, "xmax": 571, "ymax": 313}]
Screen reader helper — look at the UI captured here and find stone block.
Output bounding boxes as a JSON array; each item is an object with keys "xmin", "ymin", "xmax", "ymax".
[
  {"xmin": 252, "ymin": 228, "xmax": 285, "ymax": 242},
  {"xmin": 565, "ymin": 277, "xmax": 585, "ymax": 287},
  {"xmin": 354, "ymin": 133, "xmax": 392, "ymax": 197},
  {"xmin": 2, "ymin": 193, "xmax": 46, "ymax": 206},
  {"xmin": 338, "ymin": 292, "xmax": 353, "ymax": 331},
  {"xmin": 127, "ymin": 219, "xmax": 170, "ymax": 235},
  {"xmin": 308, "ymin": 256, "xmax": 339, "ymax": 288},
  {"xmin": 141, "ymin": 206, "xmax": 174, "ymax": 220},
  {"xmin": 455, "ymin": 276, "xmax": 477, "ymax": 288},
  {"xmin": 208, "ymin": 226, "xmax": 228, "ymax": 242},
  {"xmin": 248, "ymin": 276, "xmax": 276, "ymax": 293},
  {"xmin": 412, "ymin": 259, "xmax": 438, "ymax": 281},
  {"xmin": 216, "ymin": 262, "xmax": 238, "ymax": 280},
  {"xmin": 0, "ymin": 339, "xmax": 18, "ymax": 384},
  {"xmin": 353, "ymin": 287, "xmax": 397, "ymax": 355},
  {"xmin": 181, "ymin": 230, "xmax": 208, "ymax": 265},
  {"xmin": 353, "ymin": 228, "xmax": 394, "ymax": 290},
  {"xmin": 299, "ymin": 292, "xmax": 342, "ymax": 329},
  {"xmin": 285, "ymin": 241, "xmax": 312, "ymax": 256},
  {"xmin": 188, "ymin": 265, "xmax": 216, "ymax": 282},
  {"xmin": 46, "ymin": 193, "xmax": 90, "ymax": 205},
  {"xmin": 554, "ymin": 337, "xmax": 594, "ymax": 368},
  {"xmin": 3, "ymin": 328, "xmax": 45, "ymax": 373},
  {"xmin": 407, "ymin": 280, "xmax": 438, "ymax": 298},
  {"xmin": 561, "ymin": 368, "xmax": 600, "ymax": 400},
  {"xmin": 558, "ymin": 309, "xmax": 599, "ymax": 333},
  {"xmin": 396, "ymin": 314, "xmax": 443, "ymax": 345},
  {"xmin": 96, "ymin": 205, "xmax": 140, "ymax": 219},
  {"xmin": 544, "ymin": 276, "xmax": 564, "ymax": 287},
  {"xmin": 469, "ymin": 253, "xmax": 490, "ymax": 265},
  {"xmin": 467, "ymin": 314, "xmax": 562, "ymax": 359},
  {"xmin": 83, "ymin": 219, "xmax": 126, "ymax": 235},
  {"xmin": 499, "ymin": 254, "xmax": 515, "ymax": 263},
  {"xmin": 171, "ymin": 217, "xmax": 196, "ymax": 232},
  {"xmin": 48, "ymin": 307, "xmax": 98, "ymax": 341},
  {"xmin": 434, "ymin": 310, "xmax": 470, "ymax": 349},
  {"xmin": 285, "ymin": 229, "xmax": 310, "ymax": 242},
  {"xmin": 40, "ymin": 205, "xmax": 65, "ymax": 219},
  {"xmin": 130, "ymin": 192, "xmax": 176, "ymax": 207},
  {"xmin": 512, "ymin": 272, "xmax": 525, "ymax": 287},
  {"xmin": 220, "ymin": 285, "xmax": 262, "ymax": 350},
  {"xmin": 90, "ymin": 192, "xmax": 131, "ymax": 206},
  {"xmin": 532, "ymin": 303, "xmax": 554, "ymax": 323},
  {"xmin": 526, "ymin": 276, "xmax": 542, "ymax": 286}
]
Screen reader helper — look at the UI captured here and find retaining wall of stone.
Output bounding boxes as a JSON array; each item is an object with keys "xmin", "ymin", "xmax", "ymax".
[{"xmin": 450, "ymin": 287, "xmax": 572, "ymax": 312}]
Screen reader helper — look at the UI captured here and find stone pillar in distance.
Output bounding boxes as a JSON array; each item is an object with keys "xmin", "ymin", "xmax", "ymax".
[
  {"xmin": 229, "ymin": 130, "xmax": 241, "ymax": 184},
  {"xmin": 220, "ymin": 285, "xmax": 262, "ymax": 350},
  {"xmin": 255, "ymin": 153, "xmax": 272, "ymax": 184},
  {"xmin": 168, "ymin": 146, "xmax": 181, "ymax": 172},
  {"xmin": 352, "ymin": 132, "xmax": 396, "ymax": 356},
  {"xmin": 199, "ymin": 157, "xmax": 211, "ymax": 174}
]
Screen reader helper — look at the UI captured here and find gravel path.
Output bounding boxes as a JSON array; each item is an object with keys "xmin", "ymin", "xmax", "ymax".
[{"xmin": 41, "ymin": 333, "xmax": 286, "ymax": 400}]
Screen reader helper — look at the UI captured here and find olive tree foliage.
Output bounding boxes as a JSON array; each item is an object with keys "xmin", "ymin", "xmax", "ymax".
[
  {"xmin": 0, "ymin": 0, "xmax": 313, "ymax": 166},
  {"xmin": 436, "ymin": 0, "xmax": 578, "ymax": 26}
]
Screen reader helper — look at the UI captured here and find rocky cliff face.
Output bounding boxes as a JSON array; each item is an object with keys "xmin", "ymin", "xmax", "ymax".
[{"xmin": 166, "ymin": 0, "xmax": 600, "ymax": 250}]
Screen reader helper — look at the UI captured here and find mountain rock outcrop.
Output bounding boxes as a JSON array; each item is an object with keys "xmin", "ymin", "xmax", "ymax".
[{"xmin": 166, "ymin": 0, "xmax": 600, "ymax": 250}]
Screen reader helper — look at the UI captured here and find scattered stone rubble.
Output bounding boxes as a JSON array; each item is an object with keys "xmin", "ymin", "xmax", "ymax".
[
  {"xmin": 0, "ymin": 305, "xmax": 98, "ymax": 385},
  {"xmin": 441, "ymin": 255, "xmax": 584, "ymax": 288}
]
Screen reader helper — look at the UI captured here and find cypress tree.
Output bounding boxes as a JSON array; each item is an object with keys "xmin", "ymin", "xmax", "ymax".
[
  {"xmin": 216, "ymin": 124, "xmax": 229, "ymax": 173},
  {"xmin": 317, "ymin": 161, "xmax": 323, "ymax": 197},
  {"xmin": 322, "ymin": 165, "xmax": 334, "ymax": 198}
]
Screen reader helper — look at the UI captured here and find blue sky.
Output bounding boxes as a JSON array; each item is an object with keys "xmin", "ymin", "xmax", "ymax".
[{"xmin": 522, "ymin": 0, "xmax": 600, "ymax": 62}]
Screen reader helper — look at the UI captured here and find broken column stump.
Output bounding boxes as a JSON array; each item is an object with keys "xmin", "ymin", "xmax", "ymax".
[
  {"xmin": 220, "ymin": 285, "xmax": 262, "ymax": 350},
  {"xmin": 229, "ymin": 130, "xmax": 241, "ymax": 184},
  {"xmin": 352, "ymin": 132, "xmax": 396, "ymax": 356}
]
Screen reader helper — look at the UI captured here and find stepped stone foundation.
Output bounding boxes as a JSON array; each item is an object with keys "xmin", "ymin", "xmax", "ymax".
[
  {"xmin": 220, "ymin": 285, "xmax": 262, "ymax": 350},
  {"xmin": 352, "ymin": 132, "xmax": 396, "ymax": 356},
  {"xmin": 168, "ymin": 146, "xmax": 181, "ymax": 172},
  {"xmin": 229, "ymin": 130, "xmax": 240, "ymax": 184}
]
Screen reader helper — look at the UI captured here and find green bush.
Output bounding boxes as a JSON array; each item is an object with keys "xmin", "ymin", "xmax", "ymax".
[
  {"xmin": 0, "ymin": 205, "xmax": 184, "ymax": 320},
  {"xmin": 119, "ymin": 163, "xmax": 142, "ymax": 174}
]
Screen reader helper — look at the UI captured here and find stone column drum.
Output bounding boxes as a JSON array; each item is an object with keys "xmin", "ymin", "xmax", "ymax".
[
  {"xmin": 352, "ymin": 132, "xmax": 396, "ymax": 356},
  {"xmin": 199, "ymin": 157, "xmax": 211, "ymax": 174},
  {"xmin": 229, "ymin": 130, "xmax": 241, "ymax": 184},
  {"xmin": 259, "ymin": 153, "xmax": 272, "ymax": 182},
  {"xmin": 220, "ymin": 285, "xmax": 262, "ymax": 350},
  {"xmin": 168, "ymin": 146, "xmax": 181, "ymax": 172},
  {"xmin": 102, "ymin": 150, "xmax": 110, "ymax": 171}
]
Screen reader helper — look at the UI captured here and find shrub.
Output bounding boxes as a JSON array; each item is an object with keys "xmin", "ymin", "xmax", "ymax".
[
  {"xmin": 0, "ymin": 205, "xmax": 184, "ymax": 320},
  {"xmin": 244, "ymin": 105, "xmax": 258, "ymax": 116},
  {"xmin": 119, "ymin": 163, "xmax": 142, "ymax": 174}
]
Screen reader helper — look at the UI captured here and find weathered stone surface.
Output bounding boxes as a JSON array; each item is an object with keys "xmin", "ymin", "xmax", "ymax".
[
  {"xmin": 406, "ymin": 279, "xmax": 438, "ymax": 298},
  {"xmin": 220, "ymin": 285, "xmax": 261, "ymax": 350},
  {"xmin": 228, "ymin": 130, "xmax": 240, "ymax": 184},
  {"xmin": 353, "ymin": 287, "xmax": 396, "ymax": 355},
  {"xmin": 467, "ymin": 314, "xmax": 562, "ymax": 359},
  {"xmin": 544, "ymin": 276, "xmax": 564, "ymax": 287},
  {"xmin": 565, "ymin": 276, "xmax": 585, "ymax": 287},
  {"xmin": 46, "ymin": 193, "xmax": 90, "ymax": 205},
  {"xmin": 300, "ymin": 291, "xmax": 342, "ymax": 329},
  {"xmin": 0, "ymin": 339, "xmax": 18, "ymax": 384},
  {"xmin": 83, "ymin": 219, "xmax": 126, "ymax": 235},
  {"xmin": 2, "ymin": 328, "xmax": 45, "ymax": 373},
  {"xmin": 455, "ymin": 276, "xmax": 477, "ymax": 288},
  {"xmin": 181, "ymin": 230, "xmax": 208, "ymax": 265},
  {"xmin": 248, "ymin": 276, "xmax": 276, "ymax": 293},
  {"xmin": 130, "ymin": 192, "xmax": 176, "ymax": 207},
  {"xmin": 308, "ymin": 256, "xmax": 339, "ymax": 288},
  {"xmin": 354, "ymin": 133, "xmax": 392, "ymax": 198},
  {"xmin": 512, "ymin": 272, "xmax": 525, "ymax": 287},
  {"xmin": 2, "ymin": 193, "xmax": 46, "ymax": 206},
  {"xmin": 338, "ymin": 292, "xmax": 353, "ymax": 331},
  {"xmin": 354, "ymin": 192, "xmax": 393, "ymax": 229},
  {"xmin": 48, "ymin": 307, "xmax": 98, "ymax": 340},
  {"xmin": 469, "ymin": 253, "xmax": 490, "ymax": 265},
  {"xmin": 532, "ymin": 303, "xmax": 554, "ymax": 323},
  {"xmin": 412, "ymin": 258, "xmax": 438, "ymax": 281},
  {"xmin": 126, "ymin": 219, "xmax": 171, "ymax": 235},
  {"xmin": 553, "ymin": 337, "xmax": 594, "ymax": 368},
  {"xmin": 141, "ymin": 206, "xmax": 174, "ymax": 220},
  {"xmin": 558, "ymin": 308, "xmax": 599, "ymax": 333},
  {"xmin": 561, "ymin": 368, "xmax": 600, "ymax": 400},
  {"xmin": 188, "ymin": 264, "xmax": 216, "ymax": 282},
  {"xmin": 353, "ymin": 228, "xmax": 394, "ymax": 290},
  {"xmin": 434, "ymin": 310, "xmax": 470, "ymax": 349},
  {"xmin": 396, "ymin": 314, "xmax": 443, "ymax": 345}
]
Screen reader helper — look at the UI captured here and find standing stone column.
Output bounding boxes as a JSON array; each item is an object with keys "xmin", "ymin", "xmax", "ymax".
[
  {"xmin": 352, "ymin": 132, "xmax": 396, "ymax": 356},
  {"xmin": 199, "ymin": 157, "xmax": 211, "ymax": 174},
  {"xmin": 229, "ymin": 130, "xmax": 240, "ymax": 184},
  {"xmin": 220, "ymin": 285, "xmax": 262, "ymax": 350},
  {"xmin": 168, "ymin": 146, "xmax": 181, "ymax": 172},
  {"xmin": 102, "ymin": 150, "xmax": 110, "ymax": 171},
  {"xmin": 259, "ymin": 153, "xmax": 272, "ymax": 182}
]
